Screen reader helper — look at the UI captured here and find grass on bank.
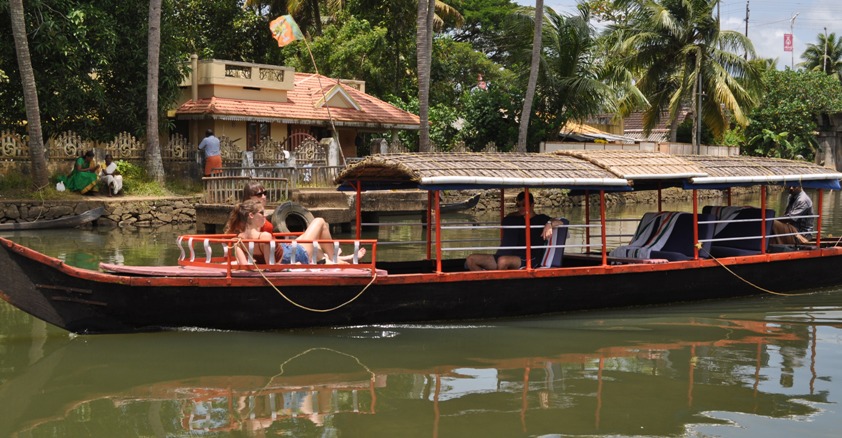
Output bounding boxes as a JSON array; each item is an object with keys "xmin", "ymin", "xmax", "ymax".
[{"xmin": 0, "ymin": 160, "xmax": 203, "ymax": 200}]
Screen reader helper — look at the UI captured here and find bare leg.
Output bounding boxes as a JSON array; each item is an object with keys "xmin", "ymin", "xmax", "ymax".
[
  {"xmin": 466, "ymin": 254, "xmax": 498, "ymax": 271},
  {"xmin": 496, "ymin": 255, "xmax": 523, "ymax": 270},
  {"xmin": 295, "ymin": 218, "xmax": 335, "ymax": 261}
]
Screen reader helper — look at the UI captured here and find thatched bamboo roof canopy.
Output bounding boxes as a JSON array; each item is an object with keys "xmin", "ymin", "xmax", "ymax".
[
  {"xmin": 336, "ymin": 151, "xmax": 842, "ymax": 191},
  {"xmin": 682, "ymin": 155, "xmax": 842, "ymax": 188},
  {"xmin": 335, "ymin": 152, "xmax": 630, "ymax": 191}
]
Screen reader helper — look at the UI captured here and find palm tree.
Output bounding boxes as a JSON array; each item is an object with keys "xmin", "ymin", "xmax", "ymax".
[
  {"xmin": 145, "ymin": 0, "xmax": 165, "ymax": 183},
  {"xmin": 415, "ymin": 0, "xmax": 462, "ymax": 152},
  {"xmin": 516, "ymin": 0, "xmax": 543, "ymax": 153},
  {"xmin": 800, "ymin": 32, "xmax": 842, "ymax": 82},
  {"xmin": 417, "ymin": 0, "xmax": 435, "ymax": 152},
  {"xmin": 614, "ymin": 0, "xmax": 759, "ymax": 142},
  {"xmin": 9, "ymin": 0, "xmax": 49, "ymax": 190}
]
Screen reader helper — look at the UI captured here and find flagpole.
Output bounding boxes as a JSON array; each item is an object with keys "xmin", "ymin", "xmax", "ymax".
[
  {"xmin": 301, "ymin": 36, "xmax": 344, "ymax": 164},
  {"xmin": 270, "ymin": 15, "xmax": 344, "ymax": 164}
]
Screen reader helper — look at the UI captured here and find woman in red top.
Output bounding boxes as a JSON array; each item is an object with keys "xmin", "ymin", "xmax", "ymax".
[{"xmin": 231, "ymin": 200, "xmax": 363, "ymax": 265}]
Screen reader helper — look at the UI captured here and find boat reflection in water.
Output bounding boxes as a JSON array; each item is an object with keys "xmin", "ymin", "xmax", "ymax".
[{"xmin": 1, "ymin": 294, "xmax": 840, "ymax": 437}]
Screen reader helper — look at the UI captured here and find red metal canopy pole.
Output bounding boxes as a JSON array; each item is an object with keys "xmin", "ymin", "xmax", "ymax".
[
  {"xmin": 585, "ymin": 191, "xmax": 591, "ymax": 253},
  {"xmin": 600, "ymin": 190, "xmax": 607, "ymax": 266},
  {"xmin": 524, "ymin": 187, "xmax": 532, "ymax": 270},
  {"xmin": 435, "ymin": 190, "xmax": 442, "ymax": 274},
  {"xmin": 693, "ymin": 189, "xmax": 699, "ymax": 259},
  {"xmin": 499, "ymin": 188, "xmax": 505, "ymax": 240},
  {"xmin": 355, "ymin": 181, "xmax": 362, "ymax": 241},
  {"xmin": 817, "ymin": 189, "xmax": 824, "ymax": 248},
  {"xmin": 426, "ymin": 191, "xmax": 433, "ymax": 260},
  {"xmin": 760, "ymin": 186, "xmax": 767, "ymax": 253}
]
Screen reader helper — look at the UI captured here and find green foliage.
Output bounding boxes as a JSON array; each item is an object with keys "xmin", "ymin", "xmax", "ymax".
[
  {"xmin": 431, "ymin": 36, "xmax": 511, "ymax": 107},
  {"xmin": 676, "ymin": 118, "xmax": 714, "ymax": 145},
  {"xmin": 609, "ymin": 0, "xmax": 759, "ymax": 140},
  {"xmin": 0, "ymin": 171, "xmax": 28, "ymax": 191},
  {"xmin": 457, "ymin": 86, "xmax": 521, "ymax": 151},
  {"xmin": 282, "ymin": 14, "xmax": 395, "ymax": 98},
  {"xmin": 800, "ymin": 32, "xmax": 842, "ymax": 82},
  {"xmin": 745, "ymin": 69, "xmax": 842, "ymax": 160},
  {"xmin": 170, "ymin": 0, "xmax": 278, "ymax": 65},
  {"xmin": 448, "ymin": 0, "xmax": 519, "ymax": 63},
  {"xmin": 721, "ymin": 126, "xmax": 746, "ymax": 148},
  {"xmin": 385, "ymin": 95, "xmax": 460, "ymax": 151},
  {"xmin": 0, "ymin": 0, "xmax": 185, "ymax": 141}
]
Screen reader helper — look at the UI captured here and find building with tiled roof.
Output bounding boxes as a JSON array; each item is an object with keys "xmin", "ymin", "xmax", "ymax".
[
  {"xmin": 621, "ymin": 108, "xmax": 692, "ymax": 142},
  {"xmin": 171, "ymin": 58, "xmax": 420, "ymax": 159}
]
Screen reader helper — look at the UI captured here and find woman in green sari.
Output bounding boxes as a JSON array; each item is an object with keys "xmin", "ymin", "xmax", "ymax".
[{"xmin": 64, "ymin": 150, "xmax": 99, "ymax": 194}]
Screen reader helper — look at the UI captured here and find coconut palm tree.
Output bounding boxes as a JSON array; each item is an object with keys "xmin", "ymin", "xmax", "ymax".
[
  {"xmin": 8, "ymin": 0, "xmax": 49, "ymax": 190},
  {"xmin": 800, "ymin": 32, "xmax": 842, "ymax": 82},
  {"xmin": 416, "ymin": 0, "xmax": 464, "ymax": 152},
  {"xmin": 145, "ymin": 0, "xmax": 165, "ymax": 183},
  {"xmin": 613, "ymin": 0, "xmax": 759, "ymax": 142},
  {"xmin": 516, "ymin": 0, "xmax": 543, "ymax": 153},
  {"xmin": 507, "ymin": 5, "xmax": 642, "ymax": 147}
]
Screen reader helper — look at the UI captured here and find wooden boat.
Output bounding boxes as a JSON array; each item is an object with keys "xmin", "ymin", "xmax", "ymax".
[
  {"xmin": 2, "ymin": 151, "xmax": 842, "ymax": 334},
  {"xmin": 440, "ymin": 192, "xmax": 481, "ymax": 212},
  {"xmin": 0, "ymin": 206, "xmax": 104, "ymax": 231}
]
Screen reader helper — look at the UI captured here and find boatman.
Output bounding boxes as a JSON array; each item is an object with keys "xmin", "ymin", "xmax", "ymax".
[
  {"xmin": 466, "ymin": 191, "xmax": 553, "ymax": 270},
  {"xmin": 198, "ymin": 129, "xmax": 222, "ymax": 177},
  {"xmin": 772, "ymin": 186, "xmax": 813, "ymax": 245}
]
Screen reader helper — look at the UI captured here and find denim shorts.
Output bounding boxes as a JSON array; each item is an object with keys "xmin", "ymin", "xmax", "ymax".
[{"xmin": 280, "ymin": 243, "xmax": 310, "ymax": 264}]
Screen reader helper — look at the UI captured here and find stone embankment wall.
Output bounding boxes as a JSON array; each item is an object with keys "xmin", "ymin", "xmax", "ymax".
[{"xmin": 0, "ymin": 197, "xmax": 200, "ymax": 228}]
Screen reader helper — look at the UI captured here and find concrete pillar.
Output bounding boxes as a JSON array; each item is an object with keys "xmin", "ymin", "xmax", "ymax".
[
  {"xmin": 323, "ymin": 137, "xmax": 340, "ymax": 167},
  {"xmin": 191, "ymin": 54, "xmax": 198, "ymax": 102}
]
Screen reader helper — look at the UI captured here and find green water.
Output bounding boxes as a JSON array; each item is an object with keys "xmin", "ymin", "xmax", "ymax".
[{"xmin": 1, "ymin": 190, "xmax": 842, "ymax": 437}]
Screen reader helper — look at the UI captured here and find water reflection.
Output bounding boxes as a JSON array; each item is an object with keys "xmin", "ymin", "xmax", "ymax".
[{"xmin": 1, "ymin": 293, "xmax": 841, "ymax": 437}]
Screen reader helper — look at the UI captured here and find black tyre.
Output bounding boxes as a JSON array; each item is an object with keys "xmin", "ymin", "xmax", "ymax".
[{"xmin": 272, "ymin": 201, "xmax": 315, "ymax": 233}]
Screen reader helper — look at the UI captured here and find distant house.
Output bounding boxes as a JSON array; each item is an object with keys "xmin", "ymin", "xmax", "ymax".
[
  {"xmin": 171, "ymin": 57, "xmax": 420, "ymax": 160},
  {"xmin": 622, "ymin": 108, "xmax": 692, "ymax": 142}
]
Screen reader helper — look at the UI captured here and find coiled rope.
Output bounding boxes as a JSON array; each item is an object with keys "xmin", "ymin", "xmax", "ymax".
[{"xmin": 234, "ymin": 238, "xmax": 377, "ymax": 312}]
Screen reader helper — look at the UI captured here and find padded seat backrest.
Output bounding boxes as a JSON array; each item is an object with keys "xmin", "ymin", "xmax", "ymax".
[
  {"xmin": 540, "ymin": 218, "xmax": 569, "ymax": 268},
  {"xmin": 702, "ymin": 206, "xmax": 774, "ymax": 251},
  {"xmin": 658, "ymin": 212, "xmax": 715, "ymax": 258},
  {"xmin": 612, "ymin": 212, "xmax": 714, "ymax": 260}
]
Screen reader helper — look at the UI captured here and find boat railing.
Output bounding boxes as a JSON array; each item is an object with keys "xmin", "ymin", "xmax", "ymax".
[
  {"xmin": 698, "ymin": 215, "xmax": 819, "ymax": 245},
  {"xmin": 176, "ymin": 234, "xmax": 378, "ymax": 272},
  {"xmin": 437, "ymin": 223, "xmax": 595, "ymax": 255}
]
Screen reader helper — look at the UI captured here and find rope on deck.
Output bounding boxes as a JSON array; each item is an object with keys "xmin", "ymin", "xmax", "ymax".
[{"xmin": 234, "ymin": 238, "xmax": 377, "ymax": 312}]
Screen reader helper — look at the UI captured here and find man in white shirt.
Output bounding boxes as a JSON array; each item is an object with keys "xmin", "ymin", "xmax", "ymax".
[{"xmin": 100, "ymin": 154, "xmax": 123, "ymax": 196}]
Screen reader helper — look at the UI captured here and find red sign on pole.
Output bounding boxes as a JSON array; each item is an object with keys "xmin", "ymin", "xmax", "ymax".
[{"xmin": 784, "ymin": 33, "xmax": 793, "ymax": 52}]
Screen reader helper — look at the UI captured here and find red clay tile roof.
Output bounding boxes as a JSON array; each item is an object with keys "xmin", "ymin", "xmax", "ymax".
[{"xmin": 176, "ymin": 73, "xmax": 420, "ymax": 130}]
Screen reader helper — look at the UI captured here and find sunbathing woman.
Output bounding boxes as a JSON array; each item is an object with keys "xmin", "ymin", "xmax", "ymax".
[{"xmin": 230, "ymin": 200, "xmax": 363, "ymax": 266}]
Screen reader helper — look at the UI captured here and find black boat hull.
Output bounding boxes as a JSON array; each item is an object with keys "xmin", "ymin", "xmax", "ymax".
[{"xmin": 3, "ymin": 237, "xmax": 842, "ymax": 334}]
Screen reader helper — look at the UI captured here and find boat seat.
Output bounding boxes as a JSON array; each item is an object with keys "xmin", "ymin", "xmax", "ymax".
[
  {"xmin": 610, "ymin": 212, "xmax": 715, "ymax": 261},
  {"xmin": 702, "ymin": 206, "xmax": 774, "ymax": 257},
  {"xmin": 540, "ymin": 218, "xmax": 569, "ymax": 268}
]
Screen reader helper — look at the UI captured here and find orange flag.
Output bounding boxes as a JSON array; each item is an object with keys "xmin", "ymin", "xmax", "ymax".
[{"xmin": 269, "ymin": 15, "xmax": 304, "ymax": 47}]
